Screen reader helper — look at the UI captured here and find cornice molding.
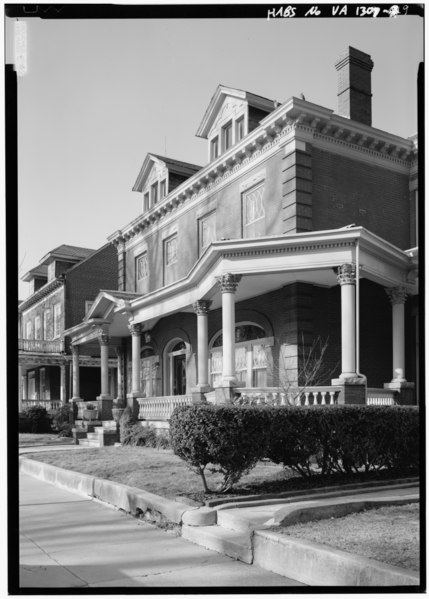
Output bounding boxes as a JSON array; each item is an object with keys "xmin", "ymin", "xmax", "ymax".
[
  {"xmin": 112, "ymin": 99, "xmax": 416, "ymax": 244},
  {"xmin": 19, "ymin": 278, "xmax": 65, "ymax": 313}
]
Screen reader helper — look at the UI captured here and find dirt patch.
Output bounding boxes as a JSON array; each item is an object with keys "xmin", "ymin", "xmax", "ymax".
[{"xmin": 273, "ymin": 503, "xmax": 419, "ymax": 572}]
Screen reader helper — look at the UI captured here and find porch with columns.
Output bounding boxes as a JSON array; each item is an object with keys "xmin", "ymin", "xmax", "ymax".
[{"xmin": 64, "ymin": 228, "xmax": 418, "ymax": 422}]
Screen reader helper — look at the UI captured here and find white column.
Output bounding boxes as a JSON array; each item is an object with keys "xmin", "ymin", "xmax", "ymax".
[
  {"xmin": 60, "ymin": 363, "xmax": 67, "ymax": 404},
  {"xmin": 129, "ymin": 323, "xmax": 142, "ymax": 395},
  {"xmin": 115, "ymin": 346, "xmax": 124, "ymax": 403},
  {"xmin": 98, "ymin": 330, "xmax": 111, "ymax": 398},
  {"xmin": 216, "ymin": 273, "xmax": 242, "ymax": 383},
  {"xmin": 71, "ymin": 346, "xmax": 81, "ymax": 400},
  {"xmin": 193, "ymin": 300, "xmax": 212, "ymax": 389},
  {"xmin": 385, "ymin": 287, "xmax": 408, "ymax": 381},
  {"xmin": 337, "ymin": 264, "xmax": 357, "ymax": 379}
]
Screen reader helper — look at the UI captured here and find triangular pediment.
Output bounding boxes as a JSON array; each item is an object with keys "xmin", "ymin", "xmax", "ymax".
[
  {"xmin": 196, "ymin": 85, "xmax": 278, "ymax": 139},
  {"xmin": 132, "ymin": 154, "xmax": 168, "ymax": 193}
]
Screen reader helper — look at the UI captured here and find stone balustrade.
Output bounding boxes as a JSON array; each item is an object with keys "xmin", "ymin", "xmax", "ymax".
[
  {"xmin": 366, "ymin": 388, "xmax": 398, "ymax": 406},
  {"xmin": 18, "ymin": 339, "xmax": 64, "ymax": 353},
  {"xmin": 235, "ymin": 386, "xmax": 341, "ymax": 406},
  {"xmin": 21, "ymin": 399, "xmax": 62, "ymax": 413},
  {"xmin": 137, "ymin": 395, "xmax": 194, "ymax": 420}
]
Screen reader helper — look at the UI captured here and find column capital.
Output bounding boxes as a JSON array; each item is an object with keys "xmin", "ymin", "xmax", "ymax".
[
  {"xmin": 216, "ymin": 273, "xmax": 242, "ymax": 293},
  {"xmin": 98, "ymin": 329, "xmax": 110, "ymax": 346},
  {"xmin": 193, "ymin": 299, "xmax": 212, "ymax": 315},
  {"xmin": 128, "ymin": 323, "xmax": 142, "ymax": 336},
  {"xmin": 336, "ymin": 263, "xmax": 356, "ymax": 286},
  {"xmin": 385, "ymin": 286, "xmax": 408, "ymax": 305}
]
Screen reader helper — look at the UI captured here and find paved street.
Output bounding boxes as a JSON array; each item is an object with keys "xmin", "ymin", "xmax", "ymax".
[{"xmin": 19, "ymin": 473, "xmax": 304, "ymax": 589}]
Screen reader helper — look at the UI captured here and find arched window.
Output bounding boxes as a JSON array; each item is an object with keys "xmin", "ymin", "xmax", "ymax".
[{"xmin": 209, "ymin": 323, "xmax": 272, "ymax": 388}]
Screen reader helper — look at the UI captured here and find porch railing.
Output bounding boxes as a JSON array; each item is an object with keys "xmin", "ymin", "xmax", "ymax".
[
  {"xmin": 19, "ymin": 339, "xmax": 64, "ymax": 353},
  {"xmin": 137, "ymin": 395, "xmax": 194, "ymax": 420},
  {"xmin": 366, "ymin": 388, "xmax": 398, "ymax": 406},
  {"xmin": 21, "ymin": 399, "xmax": 62, "ymax": 413},
  {"xmin": 237, "ymin": 386, "xmax": 341, "ymax": 406}
]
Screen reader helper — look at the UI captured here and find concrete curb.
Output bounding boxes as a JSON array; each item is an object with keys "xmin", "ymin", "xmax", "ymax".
[
  {"xmin": 19, "ymin": 456, "xmax": 216, "ymax": 526},
  {"xmin": 253, "ymin": 530, "xmax": 420, "ymax": 586}
]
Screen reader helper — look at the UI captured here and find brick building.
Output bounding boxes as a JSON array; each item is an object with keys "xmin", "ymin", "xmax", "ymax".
[
  {"xmin": 18, "ymin": 243, "xmax": 118, "ymax": 409},
  {"xmin": 65, "ymin": 47, "xmax": 419, "ymax": 424}
]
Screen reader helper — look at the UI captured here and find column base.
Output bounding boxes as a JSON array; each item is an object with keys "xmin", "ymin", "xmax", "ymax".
[
  {"xmin": 331, "ymin": 377, "xmax": 366, "ymax": 405},
  {"xmin": 384, "ymin": 381, "xmax": 415, "ymax": 405},
  {"xmin": 213, "ymin": 380, "xmax": 242, "ymax": 404},
  {"xmin": 126, "ymin": 393, "xmax": 141, "ymax": 417},
  {"xmin": 190, "ymin": 384, "xmax": 211, "ymax": 404}
]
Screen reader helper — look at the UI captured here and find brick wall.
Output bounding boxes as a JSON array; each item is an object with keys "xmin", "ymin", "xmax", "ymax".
[
  {"xmin": 312, "ymin": 148, "xmax": 411, "ymax": 249},
  {"xmin": 65, "ymin": 243, "xmax": 117, "ymax": 329}
]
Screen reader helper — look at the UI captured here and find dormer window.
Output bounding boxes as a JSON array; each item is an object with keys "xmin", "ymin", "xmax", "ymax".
[
  {"xmin": 210, "ymin": 136, "xmax": 219, "ymax": 161},
  {"xmin": 143, "ymin": 192, "xmax": 150, "ymax": 212},
  {"xmin": 235, "ymin": 116, "xmax": 245, "ymax": 142},
  {"xmin": 151, "ymin": 182, "xmax": 158, "ymax": 205},
  {"xmin": 222, "ymin": 121, "xmax": 233, "ymax": 152}
]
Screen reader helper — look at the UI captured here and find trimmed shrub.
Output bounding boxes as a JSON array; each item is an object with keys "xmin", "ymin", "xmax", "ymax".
[
  {"xmin": 119, "ymin": 406, "xmax": 137, "ymax": 444},
  {"xmin": 122, "ymin": 423, "xmax": 157, "ymax": 447},
  {"xmin": 51, "ymin": 404, "xmax": 73, "ymax": 437},
  {"xmin": 267, "ymin": 405, "xmax": 420, "ymax": 476},
  {"xmin": 170, "ymin": 404, "xmax": 272, "ymax": 492},
  {"xmin": 21, "ymin": 405, "xmax": 52, "ymax": 434}
]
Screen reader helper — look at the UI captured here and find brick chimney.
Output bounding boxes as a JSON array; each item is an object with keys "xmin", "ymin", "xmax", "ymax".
[{"xmin": 335, "ymin": 47, "xmax": 374, "ymax": 126}]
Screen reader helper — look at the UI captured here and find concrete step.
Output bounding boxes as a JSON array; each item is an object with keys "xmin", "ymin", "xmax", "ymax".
[
  {"xmin": 182, "ymin": 524, "xmax": 253, "ymax": 564},
  {"xmin": 216, "ymin": 507, "xmax": 273, "ymax": 533},
  {"xmin": 101, "ymin": 420, "xmax": 117, "ymax": 428}
]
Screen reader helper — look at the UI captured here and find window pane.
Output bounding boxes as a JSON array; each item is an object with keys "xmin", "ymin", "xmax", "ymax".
[
  {"xmin": 235, "ymin": 117, "xmax": 244, "ymax": 142},
  {"xmin": 165, "ymin": 236, "xmax": 177, "ymax": 266},
  {"xmin": 160, "ymin": 180, "xmax": 166, "ymax": 199},
  {"xmin": 223, "ymin": 122, "xmax": 232, "ymax": 151},
  {"xmin": 151, "ymin": 183, "xmax": 158, "ymax": 205}
]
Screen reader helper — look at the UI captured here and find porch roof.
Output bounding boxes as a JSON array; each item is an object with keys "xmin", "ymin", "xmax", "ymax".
[{"xmin": 65, "ymin": 227, "xmax": 417, "ymax": 343}]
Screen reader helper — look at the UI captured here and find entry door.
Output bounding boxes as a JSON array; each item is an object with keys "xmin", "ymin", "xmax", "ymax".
[{"xmin": 173, "ymin": 354, "xmax": 186, "ymax": 395}]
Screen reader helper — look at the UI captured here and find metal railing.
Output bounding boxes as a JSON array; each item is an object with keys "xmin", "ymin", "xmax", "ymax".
[
  {"xmin": 236, "ymin": 386, "xmax": 341, "ymax": 406},
  {"xmin": 137, "ymin": 395, "xmax": 194, "ymax": 420},
  {"xmin": 366, "ymin": 388, "xmax": 398, "ymax": 406},
  {"xmin": 18, "ymin": 339, "xmax": 64, "ymax": 353},
  {"xmin": 21, "ymin": 399, "xmax": 62, "ymax": 413}
]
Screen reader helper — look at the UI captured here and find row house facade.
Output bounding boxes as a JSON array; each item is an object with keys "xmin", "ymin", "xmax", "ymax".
[
  {"xmin": 18, "ymin": 243, "xmax": 118, "ymax": 410},
  {"xmin": 65, "ymin": 47, "xmax": 419, "ymax": 423}
]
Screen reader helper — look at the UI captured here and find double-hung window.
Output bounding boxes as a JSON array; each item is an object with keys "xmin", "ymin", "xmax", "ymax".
[
  {"xmin": 243, "ymin": 181, "xmax": 265, "ymax": 238},
  {"xmin": 222, "ymin": 121, "xmax": 233, "ymax": 152},
  {"xmin": 235, "ymin": 116, "xmax": 245, "ymax": 142},
  {"xmin": 151, "ymin": 182, "xmax": 158, "ymax": 206},
  {"xmin": 53, "ymin": 303, "xmax": 61, "ymax": 338},
  {"xmin": 136, "ymin": 252, "xmax": 149, "ymax": 282},
  {"xmin": 163, "ymin": 234, "xmax": 178, "ymax": 285},
  {"xmin": 143, "ymin": 192, "xmax": 150, "ymax": 212},
  {"xmin": 210, "ymin": 136, "xmax": 219, "ymax": 161}
]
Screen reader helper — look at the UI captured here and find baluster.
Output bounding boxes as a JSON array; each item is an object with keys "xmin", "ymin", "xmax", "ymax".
[
  {"xmin": 312, "ymin": 392, "xmax": 318, "ymax": 405},
  {"xmin": 321, "ymin": 391, "xmax": 326, "ymax": 405},
  {"xmin": 329, "ymin": 391, "xmax": 335, "ymax": 405},
  {"xmin": 304, "ymin": 392, "xmax": 310, "ymax": 406}
]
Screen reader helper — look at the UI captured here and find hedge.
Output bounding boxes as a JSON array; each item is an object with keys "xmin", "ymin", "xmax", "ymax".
[
  {"xmin": 169, "ymin": 404, "xmax": 419, "ymax": 492},
  {"xmin": 169, "ymin": 404, "xmax": 272, "ymax": 492}
]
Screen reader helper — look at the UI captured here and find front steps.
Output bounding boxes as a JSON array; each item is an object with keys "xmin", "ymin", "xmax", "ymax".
[{"xmin": 73, "ymin": 420, "xmax": 118, "ymax": 448}]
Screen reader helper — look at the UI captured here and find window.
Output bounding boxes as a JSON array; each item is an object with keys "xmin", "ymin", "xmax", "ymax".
[
  {"xmin": 34, "ymin": 315, "xmax": 42, "ymax": 340},
  {"xmin": 235, "ymin": 117, "xmax": 245, "ymax": 142},
  {"xmin": 53, "ymin": 303, "xmax": 61, "ymax": 338},
  {"xmin": 151, "ymin": 182, "xmax": 158, "ymax": 205},
  {"xmin": 164, "ymin": 235, "xmax": 178, "ymax": 266},
  {"xmin": 160, "ymin": 179, "xmax": 167, "ymax": 199},
  {"xmin": 26, "ymin": 320, "xmax": 32, "ymax": 340},
  {"xmin": 222, "ymin": 121, "xmax": 233, "ymax": 151},
  {"xmin": 199, "ymin": 212, "xmax": 216, "ymax": 253},
  {"xmin": 143, "ymin": 192, "xmax": 150, "ymax": 212},
  {"xmin": 243, "ymin": 182, "xmax": 265, "ymax": 238},
  {"xmin": 136, "ymin": 252, "xmax": 149, "ymax": 281},
  {"xmin": 43, "ymin": 308, "xmax": 50, "ymax": 339},
  {"xmin": 210, "ymin": 136, "xmax": 219, "ymax": 161},
  {"xmin": 209, "ymin": 324, "xmax": 270, "ymax": 387}
]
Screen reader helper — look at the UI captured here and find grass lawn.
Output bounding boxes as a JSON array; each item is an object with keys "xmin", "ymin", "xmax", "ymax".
[
  {"xmin": 275, "ymin": 503, "xmax": 419, "ymax": 572},
  {"xmin": 24, "ymin": 446, "xmax": 416, "ymax": 504}
]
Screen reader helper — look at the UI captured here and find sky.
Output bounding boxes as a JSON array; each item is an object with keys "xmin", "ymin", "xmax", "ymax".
[{"xmin": 5, "ymin": 6, "xmax": 423, "ymax": 300}]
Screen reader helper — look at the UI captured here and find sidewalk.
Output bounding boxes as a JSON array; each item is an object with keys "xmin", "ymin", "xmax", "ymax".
[{"xmin": 19, "ymin": 472, "xmax": 304, "ymax": 589}]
